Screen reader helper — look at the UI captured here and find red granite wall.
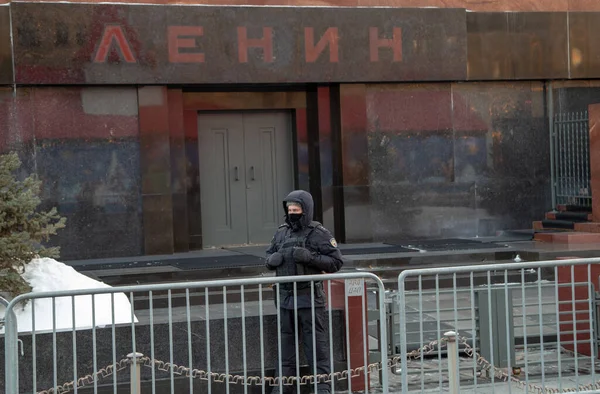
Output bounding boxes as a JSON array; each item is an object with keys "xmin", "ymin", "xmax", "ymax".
[{"xmin": 0, "ymin": 0, "xmax": 599, "ymax": 11}]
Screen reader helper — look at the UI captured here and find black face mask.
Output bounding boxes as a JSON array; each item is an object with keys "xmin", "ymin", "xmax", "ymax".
[
  {"xmin": 287, "ymin": 213, "xmax": 303, "ymax": 231},
  {"xmin": 288, "ymin": 213, "xmax": 302, "ymax": 223}
]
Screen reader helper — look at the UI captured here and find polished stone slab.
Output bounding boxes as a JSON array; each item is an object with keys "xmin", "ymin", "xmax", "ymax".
[
  {"xmin": 0, "ymin": 6, "xmax": 11, "ymax": 85},
  {"xmin": 10, "ymin": 3, "xmax": 467, "ymax": 84}
]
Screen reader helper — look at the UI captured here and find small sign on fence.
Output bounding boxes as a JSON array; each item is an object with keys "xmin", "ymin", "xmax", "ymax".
[{"xmin": 345, "ymin": 278, "xmax": 365, "ymax": 297}]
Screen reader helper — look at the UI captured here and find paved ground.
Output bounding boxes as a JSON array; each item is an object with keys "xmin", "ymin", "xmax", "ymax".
[{"xmin": 358, "ymin": 348, "xmax": 600, "ymax": 393}]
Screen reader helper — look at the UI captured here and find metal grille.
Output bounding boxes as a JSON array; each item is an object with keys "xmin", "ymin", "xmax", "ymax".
[
  {"xmin": 3, "ymin": 272, "xmax": 389, "ymax": 394},
  {"xmin": 553, "ymin": 111, "xmax": 592, "ymax": 207},
  {"xmin": 397, "ymin": 258, "xmax": 600, "ymax": 394}
]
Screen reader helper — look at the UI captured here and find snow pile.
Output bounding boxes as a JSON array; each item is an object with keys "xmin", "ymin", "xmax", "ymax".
[{"xmin": 1, "ymin": 258, "xmax": 138, "ymax": 333}]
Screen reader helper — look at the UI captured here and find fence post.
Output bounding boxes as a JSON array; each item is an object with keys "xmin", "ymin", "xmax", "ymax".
[
  {"xmin": 445, "ymin": 331, "xmax": 459, "ymax": 394},
  {"xmin": 3, "ymin": 297, "xmax": 19, "ymax": 394},
  {"xmin": 128, "ymin": 352, "xmax": 143, "ymax": 394}
]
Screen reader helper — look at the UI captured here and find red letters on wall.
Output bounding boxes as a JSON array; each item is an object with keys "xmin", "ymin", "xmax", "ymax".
[
  {"xmin": 168, "ymin": 26, "xmax": 205, "ymax": 63},
  {"xmin": 369, "ymin": 27, "xmax": 402, "ymax": 62},
  {"xmin": 94, "ymin": 25, "xmax": 137, "ymax": 63},
  {"xmin": 93, "ymin": 25, "xmax": 403, "ymax": 65},
  {"xmin": 305, "ymin": 27, "xmax": 339, "ymax": 63},
  {"xmin": 237, "ymin": 27, "xmax": 274, "ymax": 63}
]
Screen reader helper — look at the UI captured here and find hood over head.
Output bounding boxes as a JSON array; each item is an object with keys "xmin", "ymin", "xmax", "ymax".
[{"xmin": 283, "ymin": 190, "xmax": 314, "ymax": 228}]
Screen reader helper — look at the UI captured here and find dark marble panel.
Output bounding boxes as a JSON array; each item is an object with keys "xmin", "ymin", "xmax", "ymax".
[
  {"xmin": 0, "ymin": 88, "xmax": 37, "ymax": 172},
  {"xmin": 467, "ymin": 13, "xmax": 512, "ymax": 80},
  {"xmin": 340, "ymin": 84, "xmax": 371, "ymax": 242},
  {"xmin": 467, "ymin": 12, "xmax": 569, "ymax": 80},
  {"xmin": 183, "ymin": 110, "xmax": 202, "ymax": 250},
  {"xmin": 306, "ymin": 87, "xmax": 323, "ymax": 221},
  {"xmin": 317, "ymin": 86, "xmax": 336, "ymax": 232},
  {"xmin": 569, "ymin": 13, "xmax": 600, "ymax": 79},
  {"xmin": 183, "ymin": 91, "xmax": 306, "ymax": 111},
  {"xmin": 11, "ymin": 3, "xmax": 467, "ymax": 84},
  {"xmin": 365, "ymin": 82, "xmax": 550, "ymax": 241},
  {"xmin": 366, "ymin": 83, "xmax": 455, "ymax": 240},
  {"xmin": 138, "ymin": 86, "xmax": 174, "ymax": 255},
  {"xmin": 340, "ymin": 84, "xmax": 369, "ymax": 187},
  {"xmin": 0, "ymin": 88, "xmax": 13, "ymax": 153},
  {"xmin": 509, "ymin": 12, "xmax": 568, "ymax": 79},
  {"xmin": 139, "ymin": 86, "xmax": 171, "ymax": 196},
  {"xmin": 0, "ymin": 6, "xmax": 11, "ymax": 85},
  {"xmin": 329, "ymin": 85, "xmax": 346, "ymax": 241},
  {"xmin": 142, "ymin": 194, "xmax": 175, "ymax": 255},
  {"xmin": 5, "ymin": 87, "xmax": 144, "ymax": 260},
  {"xmin": 168, "ymin": 89, "xmax": 189, "ymax": 253},
  {"xmin": 295, "ymin": 107, "xmax": 310, "ymax": 191}
]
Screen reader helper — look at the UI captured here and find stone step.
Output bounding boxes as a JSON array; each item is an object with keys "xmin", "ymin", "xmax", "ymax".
[
  {"xmin": 533, "ymin": 220, "xmax": 575, "ymax": 231},
  {"xmin": 545, "ymin": 211, "xmax": 592, "ymax": 222},
  {"xmin": 556, "ymin": 204, "xmax": 592, "ymax": 213},
  {"xmin": 574, "ymin": 222, "xmax": 600, "ymax": 233},
  {"xmin": 534, "ymin": 232, "xmax": 600, "ymax": 244}
]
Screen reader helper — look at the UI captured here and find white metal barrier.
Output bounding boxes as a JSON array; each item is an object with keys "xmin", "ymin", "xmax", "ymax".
[
  {"xmin": 397, "ymin": 257, "xmax": 600, "ymax": 394},
  {"xmin": 7, "ymin": 257, "xmax": 600, "ymax": 393},
  {"xmin": 3, "ymin": 272, "xmax": 389, "ymax": 394}
]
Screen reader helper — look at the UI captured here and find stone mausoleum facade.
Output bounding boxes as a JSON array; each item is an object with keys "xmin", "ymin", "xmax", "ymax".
[{"xmin": 1, "ymin": 0, "xmax": 600, "ymax": 261}]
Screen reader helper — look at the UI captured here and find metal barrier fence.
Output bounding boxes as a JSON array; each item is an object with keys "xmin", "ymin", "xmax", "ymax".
[
  {"xmin": 552, "ymin": 111, "xmax": 592, "ymax": 208},
  {"xmin": 397, "ymin": 257, "xmax": 600, "ymax": 394},
  {"xmin": 3, "ymin": 272, "xmax": 388, "ymax": 394},
  {"xmin": 8, "ymin": 258, "xmax": 600, "ymax": 393}
]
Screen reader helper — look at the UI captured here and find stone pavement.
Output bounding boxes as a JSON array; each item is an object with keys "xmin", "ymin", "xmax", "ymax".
[{"xmin": 356, "ymin": 347, "xmax": 600, "ymax": 393}]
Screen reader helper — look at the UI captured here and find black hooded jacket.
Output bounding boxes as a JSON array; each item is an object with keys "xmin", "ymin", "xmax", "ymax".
[{"xmin": 265, "ymin": 190, "xmax": 343, "ymax": 275}]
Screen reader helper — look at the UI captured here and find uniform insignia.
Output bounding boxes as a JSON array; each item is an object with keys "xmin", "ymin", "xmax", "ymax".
[{"xmin": 330, "ymin": 238, "xmax": 338, "ymax": 247}]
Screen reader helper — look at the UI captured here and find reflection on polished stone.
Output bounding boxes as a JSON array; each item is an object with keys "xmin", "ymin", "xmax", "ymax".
[
  {"xmin": 467, "ymin": 12, "xmax": 568, "ymax": 80},
  {"xmin": 365, "ymin": 82, "xmax": 551, "ymax": 241},
  {"xmin": 569, "ymin": 13, "xmax": 600, "ymax": 79},
  {"xmin": 0, "ymin": 6, "xmax": 11, "ymax": 85},
  {"xmin": 2, "ymin": 87, "xmax": 143, "ymax": 260}
]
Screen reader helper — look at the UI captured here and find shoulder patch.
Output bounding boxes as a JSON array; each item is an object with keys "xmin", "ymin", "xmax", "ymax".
[{"xmin": 330, "ymin": 238, "xmax": 338, "ymax": 247}]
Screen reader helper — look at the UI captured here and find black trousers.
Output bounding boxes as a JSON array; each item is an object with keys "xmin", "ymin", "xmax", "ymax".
[{"xmin": 276, "ymin": 307, "xmax": 331, "ymax": 393}]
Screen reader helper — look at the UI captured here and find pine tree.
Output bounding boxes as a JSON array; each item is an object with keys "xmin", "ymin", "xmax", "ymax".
[{"xmin": 0, "ymin": 152, "xmax": 66, "ymax": 297}]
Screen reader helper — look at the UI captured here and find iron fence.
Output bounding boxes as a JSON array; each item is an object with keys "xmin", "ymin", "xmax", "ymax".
[
  {"xmin": 3, "ymin": 272, "xmax": 388, "ymax": 394},
  {"xmin": 552, "ymin": 111, "xmax": 592, "ymax": 208},
  {"xmin": 8, "ymin": 258, "xmax": 600, "ymax": 393},
  {"xmin": 397, "ymin": 257, "xmax": 600, "ymax": 394}
]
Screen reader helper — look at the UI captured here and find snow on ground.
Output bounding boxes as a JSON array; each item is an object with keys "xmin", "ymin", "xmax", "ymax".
[{"xmin": 1, "ymin": 258, "xmax": 138, "ymax": 334}]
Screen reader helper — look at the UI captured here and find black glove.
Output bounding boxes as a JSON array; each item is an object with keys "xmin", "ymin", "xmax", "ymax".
[
  {"xmin": 267, "ymin": 252, "xmax": 284, "ymax": 268},
  {"xmin": 293, "ymin": 247, "xmax": 313, "ymax": 264}
]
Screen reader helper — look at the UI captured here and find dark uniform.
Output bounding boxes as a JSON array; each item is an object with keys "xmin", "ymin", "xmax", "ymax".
[{"xmin": 266, "ymin": 190, "xmax": 343, "ymax": 394}]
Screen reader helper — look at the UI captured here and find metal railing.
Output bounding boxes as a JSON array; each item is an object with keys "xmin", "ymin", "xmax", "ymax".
[
  {"xmin": 552, "ymin": 111, "xmax": 592, "ymax": 208},
  {"xmin": 3, "ymin": 272, "xmax": 388, "ymax": 394},
  {"xmin": 397, "ymin": 257, "xmax": 600, "ymax": 393},
  {"xmin": 8, "ymin": 258, "xmax": 600, "ymax": 393},
  {"xmin": 1, "ymin": 295, "xmax": 20, "ymax": 393},
  {"xmin": 388, "ymin": 280, "xmax": 595, "ymax": 373}
]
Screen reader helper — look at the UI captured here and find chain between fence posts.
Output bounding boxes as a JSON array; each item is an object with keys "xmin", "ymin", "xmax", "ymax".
[
  {"xmin": 2, "ymin": 295, "xmax": 19, "ymax": 394},
  {"xmin": 4, "ymin": 272, "xmax": 388, "ymax": 394}
]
